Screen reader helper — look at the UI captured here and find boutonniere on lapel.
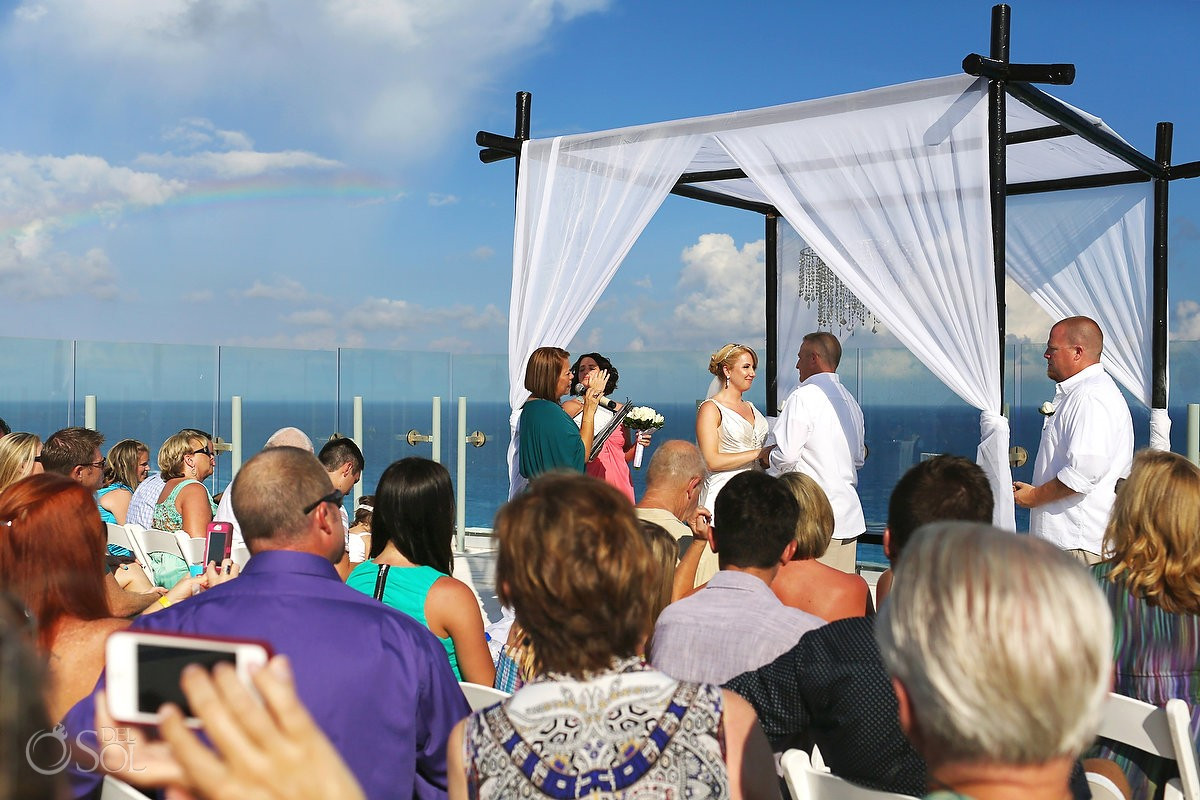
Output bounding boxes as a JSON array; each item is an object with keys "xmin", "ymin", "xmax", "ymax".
[{"xmin": 1039, "ymin": 401, "xmax": 1056, "ymax": 416}]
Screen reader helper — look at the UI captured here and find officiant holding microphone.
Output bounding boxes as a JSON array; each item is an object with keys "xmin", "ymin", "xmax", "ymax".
[
  {"xmin": 561, "ymin": 353, "xmax": 651, "ymax": 503},
  {"xmin": 518, "ymin": 347, "xmax": 608, "ymax": 481}
]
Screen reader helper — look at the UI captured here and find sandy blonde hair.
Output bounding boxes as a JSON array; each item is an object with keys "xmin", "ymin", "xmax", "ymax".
[
  {"xmin": 877, "ymin": 523, "xmax": 1111, "ymax": 767},
  {"xmin": 640, "ymin": 520, "xmax": 678, "ymax": 626},
  {"xmin": 0, "ymin": 433, "xmax": 41, "ymax": 494},
  {"xmin": 779, "ymin": 471, "xmax": 835, "ymax": 559},
  {"xmin": 1103, "ymin": 449, "xmax": 1200, "ymax": 614},
  {"xmin": 158, "ymin": 431, "xmax": 208, "ymax": 479},
  {"xmin": 708, "ymin": 343, "xmax": 758, "ymax": 379}
]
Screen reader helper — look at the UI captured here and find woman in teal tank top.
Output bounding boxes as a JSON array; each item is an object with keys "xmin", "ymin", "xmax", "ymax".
[{"xmin": 346, "ymin": 458, "xmax": 495, "ymax": 685}]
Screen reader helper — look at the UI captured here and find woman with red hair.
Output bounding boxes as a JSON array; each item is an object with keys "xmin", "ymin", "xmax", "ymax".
[{"xmin": 0, "ymin": 473, "xmax": 132, "ymax": 720}]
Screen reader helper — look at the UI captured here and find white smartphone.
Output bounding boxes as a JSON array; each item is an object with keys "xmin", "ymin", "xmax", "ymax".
[{"xmin": 105, "ymin": 630, "xmax": 272, "ymax": 727}]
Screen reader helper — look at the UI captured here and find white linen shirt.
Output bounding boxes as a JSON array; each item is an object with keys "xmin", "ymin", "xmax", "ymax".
[
  {"xmin": 1030, "ymin": 363, "xmax": 1133, "ymax": 554},
  {"xmin": 768, "ymin": 372, "xmax": 866, "ymax": 540}
]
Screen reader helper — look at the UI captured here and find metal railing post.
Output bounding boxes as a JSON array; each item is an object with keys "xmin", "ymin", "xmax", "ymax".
[
  {"xmin": 1188, "ymin": 404, "xmax": 1199, "ymax": 466},
  {"xmin": 84, "ymin": 395, "xmax": 97, "ymax": 431},
  {"xmin": 231, "ymin": 396, "xmax": 243, "ymax": 477},
  {"xmin": 456, "ymin": 397, "xmax": 467, "ymax": 553},
  {"xmin": 353, "ymin": 396, "xmax": 364, "ymax": 505}
]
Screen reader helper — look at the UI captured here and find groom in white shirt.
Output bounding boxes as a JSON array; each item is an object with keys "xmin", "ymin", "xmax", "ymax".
[{"xmin": 768, "ymin": 331, "xmax": 866, "ymax": 573}]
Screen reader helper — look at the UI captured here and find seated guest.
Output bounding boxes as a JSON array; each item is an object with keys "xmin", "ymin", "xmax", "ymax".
[
  {"xmin": 0, "ymin": 432, "xmax": 44, "ymax": 493},
  {"xmin": 153, "ymin": 430, "xmax": 217, "ymax": 536},
  {"xmin": 347, "ymin": 458, "xmax": 494, "ymax": 685},
  {"xmin": 62, "ymin": 446, "xmax": 469, "ymax": 799},
  {"xmin": 40, "ymin": 427, "xmax": 106, "ymax": 492},
  {"xmin": 447, "ymin": 473, "xmax": 780, "ymax": 800},
  {"xmin": 635, "ymin": 440, "xmax": 719, "ymax": 586},
  {"xmin": 347, "ymin": 493, "xmax": 374, "ymax": 565},
  {"xmin": 725, "ymin": 455, "xmax": 994, "ymax": 795},
  {"xmin": 771, "ymin": 472, "xmax": 873, "ymax": 621},
  {"xmin": 319, "ymin": 434, "xmax": 365, "ymax": 581},
  {"xmin": 878, "ymin": 523, "xmax": 1112, "ymax": 800},
  {"xmin": 650, "ymin": 470, "xmax": 823, "ymax": 685},
  {"xmin": 214, "ymin": 425, "xmax": 315, "ymax": 547},
  {"xmin": 0, "ymin": 592, "xmax": 62, "ymax": 800},
  {"xmin": 1088, "ymin": 449, "xmax": 1200, "ymax": 797},
  {"xmin": 0, "ymin": 474, "xmax": 194, "ymax": 721},
  {"xmin": 96, "ymin": 438, "xmax": 150, "ymax": 525}
]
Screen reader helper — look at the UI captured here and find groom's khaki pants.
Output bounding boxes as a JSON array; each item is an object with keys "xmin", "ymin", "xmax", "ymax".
[{"xmin": 818, "ymin": 536, "xmax": 859, "ymax": 574}]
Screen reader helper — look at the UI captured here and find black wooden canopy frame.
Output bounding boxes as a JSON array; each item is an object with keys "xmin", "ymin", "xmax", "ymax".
[{"xmin": 478, "ymin": 4, "xmax": 1200, "ymax": 417}]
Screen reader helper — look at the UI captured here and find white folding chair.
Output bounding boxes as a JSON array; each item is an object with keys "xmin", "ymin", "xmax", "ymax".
[
  {"xmin": 459, "ymin": 681, "xmax": 509, "ymax": 712},
  {"xmin": 100, "ymin": 775, "xmax": 151, "ymax": 799},
  {"xmin": 231, "ymin": 544, "xmax": 251, "ymax": 569},
  {"xmin": 1095, "ymin": 693, "xmax": 1199, "ymax": 800},
  {"xmin": 176, "ymin": 533, "xmax": 205, "ymax": 565},
  {"xmin": 128, "ymin": 528, "xmax": 191, "ymax": 585},
  {"xmin": 106, "ymin": 523, "xmax": 139, "ymax": 557},
  {"xmin": 780, "ymin": 749, "xmax": 920, "ymax": 800}
]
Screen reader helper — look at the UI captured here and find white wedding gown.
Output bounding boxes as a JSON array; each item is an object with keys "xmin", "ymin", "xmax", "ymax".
[{"xmin": 699, "ymin": 398, "xmax": 768, "ymax": 520}]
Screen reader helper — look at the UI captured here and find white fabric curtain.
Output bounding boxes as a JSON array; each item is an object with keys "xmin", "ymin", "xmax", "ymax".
[
  {"xmin": 1007, "ymin": 184, "xmax": 1168, "ymax": 448},
  {"xmin": 718, "ymin": 75, "xmax": 1015, "ymax": 529},
  {"xmin": 507, "ymin": 132, "xmax": 704, "ymax": 494}
]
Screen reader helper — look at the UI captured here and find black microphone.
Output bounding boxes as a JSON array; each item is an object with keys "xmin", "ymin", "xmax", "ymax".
[{"xmin": 574, "ymin": 383, "xmax": 619, "ymax": 411}]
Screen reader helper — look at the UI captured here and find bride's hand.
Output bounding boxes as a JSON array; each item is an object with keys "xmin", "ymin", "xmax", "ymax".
[{"xmin": 583, "ymin": 369, "xmax": 608, "ymax": 407}]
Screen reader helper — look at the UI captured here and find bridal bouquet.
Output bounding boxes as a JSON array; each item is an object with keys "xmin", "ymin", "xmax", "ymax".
[{"xmin": 625, "ymin": 406, "xmax": 665, "ymax": 468}]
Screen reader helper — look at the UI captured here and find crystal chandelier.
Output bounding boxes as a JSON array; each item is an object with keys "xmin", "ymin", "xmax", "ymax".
[{"xmin": 797, "ymin": 247, "xmax": 879, "ymax": 335}]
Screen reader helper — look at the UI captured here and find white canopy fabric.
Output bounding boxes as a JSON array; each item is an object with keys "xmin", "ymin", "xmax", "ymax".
[
  {"xmin": 1007, "ymin": 183, "xmax": 1170, "ymax": 449},
  {"xmin": 506, "ymin": 73, "xmax": 1161, "ymax": 524}
]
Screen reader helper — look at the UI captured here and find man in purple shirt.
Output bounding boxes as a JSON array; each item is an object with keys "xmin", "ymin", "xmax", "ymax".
[{"xmin": 63, "ymin": 446, "xmax": 469, "ymax": 799}]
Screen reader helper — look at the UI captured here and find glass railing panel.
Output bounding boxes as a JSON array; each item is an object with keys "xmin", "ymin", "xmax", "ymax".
[
  {"xmin": 336, "ymin": 348, "xmax": 452, "ymax": 505},
  {"xmin": 217, "ymin": 346, "xmax": 338, "ymax": 497},
  {"xmin": 446, "ymin": 353, "xmax": 509, "ymax": 530},
  {"xmin": 74, "ymin": 341, "xmax": 218, "ymax": 500},
  {"xmin": 0, "ymin": 337, "xmax": 73, "ymax": 435}
]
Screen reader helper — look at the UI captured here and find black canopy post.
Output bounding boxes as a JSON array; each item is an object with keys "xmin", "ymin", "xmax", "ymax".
[
  {"xmin": 988, "ymin": 4, "xmax": 1010, "ymax": 408},
  {"xmin": 766, "ymin": 214, "xmax": 779, "ymax": 416},
  {"xmin": 514, "ymin": 92, "xmax": 531, "ymax": 195},
  {"xmin": 1152, "ymin": 122, "xmax": 1172, "ymax": 411}
]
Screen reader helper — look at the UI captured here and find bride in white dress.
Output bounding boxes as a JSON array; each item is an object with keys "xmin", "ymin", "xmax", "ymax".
[{"xmin": 696, "ymin": 343, "xmax": 771, "ymax": 519}]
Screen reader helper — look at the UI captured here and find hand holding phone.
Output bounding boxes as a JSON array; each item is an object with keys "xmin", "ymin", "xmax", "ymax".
[
  {"xmin": 204, "ymin": 521, "xmax": 234, "ymax": 571},
  {"xmin": 105, "ymin": 630, "xmax": 271, "ymax": 727}
]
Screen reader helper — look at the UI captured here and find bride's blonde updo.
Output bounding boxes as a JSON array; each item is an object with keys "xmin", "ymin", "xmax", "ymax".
[{"xmin": 708, "ymin": 343, "xmax": 758, "ymax": 379}]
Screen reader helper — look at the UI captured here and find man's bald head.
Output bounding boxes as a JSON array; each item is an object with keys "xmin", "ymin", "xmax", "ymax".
[
  {"xmin": 644, "ymin": 440, "xmax": 705, "ymax": 490},
  {"xmin": 232, "ymin": 446, "xmax": 334, "ymax": 548},
  {"xmin": 264, "ymin": 427, "xmax": 314, "ymax": 452},
  {"xmin": 1054, "ymin": 316, "xmax": 1103, "ymax": 358}
]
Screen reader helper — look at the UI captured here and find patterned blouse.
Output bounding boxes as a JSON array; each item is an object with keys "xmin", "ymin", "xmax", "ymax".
[
  {"xmin": 1088, "ymin": 562, "xmax": 1200, "ymax": 797},
  {"xmin": 463, "ymin": 656, "xmax": 729, "ymax": 799}
]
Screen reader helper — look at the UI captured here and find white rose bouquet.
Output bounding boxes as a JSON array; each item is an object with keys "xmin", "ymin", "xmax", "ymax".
[{"xmin": 624, "ymin": 406, "xmax": 665, "ymax": 468}]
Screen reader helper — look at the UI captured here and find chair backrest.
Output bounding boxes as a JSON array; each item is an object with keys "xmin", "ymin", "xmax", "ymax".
[
  {"xmin": 175, "ymin": 532, "xmax": 205, "ymax": 565},
  {"xmin": 100, "ymin": 775, "xmax": 151, "ymax": 800},
  {"xmin": 106, "ymin": 523, "xmax": 138, "ymax": 555},
  {"xmin": 781, "ymin": 749, "xmax": 920, "ymax": 800},
  {"xmin": 231, "ymin": 544, "xmax": 251, "ymax": 568},
  {"xmin": 459, "ymin": 681, "xmax": 510, "ymax": 712},
  {"xmin": 1096, "ymin": 693, "xmax": 1199, "ymax": 800}
]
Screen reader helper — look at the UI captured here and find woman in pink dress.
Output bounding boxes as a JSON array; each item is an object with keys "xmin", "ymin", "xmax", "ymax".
[{"xmin": 561, "ymin": 352, "xmax": 649, "ymax": 503}]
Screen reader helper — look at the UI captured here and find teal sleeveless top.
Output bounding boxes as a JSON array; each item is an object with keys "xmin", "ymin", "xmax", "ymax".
[
  {"xmin": 97, "ymin": 482, "xmax": 132, "ymax": 525},
  {"xmin": 347, "ymin": 562, "xmax": 461, "ymax": 679},
  {"xmin": 152, "ymin": 479, "xmax": 216, "ymax": 533}
]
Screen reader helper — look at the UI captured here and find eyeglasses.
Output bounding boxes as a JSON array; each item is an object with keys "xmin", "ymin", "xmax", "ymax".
[
  {"xmin": 302, "ymin": 489, "xmax": 345, "ymax": 515},
  {"xmin": 192, "ymin": 447, "xmax": 215, "ymax": 459},
  {"xmin": 78, "ymin": 459, "xmax": 105, "ymax": 470}
]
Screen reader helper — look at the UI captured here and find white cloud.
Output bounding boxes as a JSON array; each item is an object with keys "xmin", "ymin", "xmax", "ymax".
[
  {"xmin": 1174, "ymin": 300, "xmax": 1200, "ymax": 340},
  {"xmin": 183, "ymin": 289, "xmax": 214, "ymax": 303},
  {"xmin": 671, "ymin": 233, "xmax": 766, "ymax": 341},
  {"xmin": 0, "ymin": 243, "xmax": 117, "ymax": 301},
  {"xmin": 238, "ymin": 277, "xmax": 309, "ymax": 302},
  {"xmin": 470, "ymin": 246, "xmax": 494, "ymax": 260},
  {"xmin": 135, "ymin": 149, "xmax": 342, "ymax": 178},
  {"xmin": 634, "ymin": 275, "xmax": 653, "ymax": 289},
  {"xmin": 428, "ymin": 193, "xmax": 459, "ymax": 207},
  {"xmin": 282, "ymin": 309, "xmax": 336, "ymax": 327},
  {"xmin": 163, "ymin": 117, "xmax": 254, "ymax": 151},
  {"xmin": 4, "ymin": 0, "xmax": 613, "ymax": 158},
  {"xmin": 1004, "ymin": 278, "xmax": 1054, "ymax": 342}
]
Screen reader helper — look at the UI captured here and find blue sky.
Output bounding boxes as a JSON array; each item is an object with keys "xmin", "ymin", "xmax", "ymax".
[{"xmin": 2, "ymin": 0, "xmax": 1198, "ymax": 354}]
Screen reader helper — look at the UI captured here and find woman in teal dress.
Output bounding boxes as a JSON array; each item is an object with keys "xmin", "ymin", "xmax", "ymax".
[
  {"xmin": 1088, "ymin": 449, "xmax": 1200, "ymax": 799},
  {"xmin": 346, "ymin": 457, "xmax": 494, "ymax": 685},
  {"xmin": 96, "ymin": 438, "xmax": 149, "ymax": 525},
  {"xmin": 517, "ymin": 346, "xmax": 605, "ymax": 481}
]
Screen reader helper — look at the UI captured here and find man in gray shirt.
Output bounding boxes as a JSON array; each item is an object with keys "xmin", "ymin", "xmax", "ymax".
[{"xmin": 650, "ymin": 470, "xmax": 824, "ymax": 684}]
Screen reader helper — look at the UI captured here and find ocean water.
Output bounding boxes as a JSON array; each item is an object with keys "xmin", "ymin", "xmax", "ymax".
[{"xmin": 5, "ymin": 396, "xmax": 1177, "ymax": 567}]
